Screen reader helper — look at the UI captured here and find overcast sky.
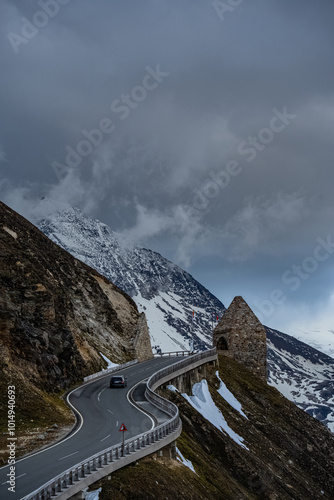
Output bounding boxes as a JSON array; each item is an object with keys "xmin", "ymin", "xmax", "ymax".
[{"xmin": 1, "ymin": 0, "xmax": 334, "ymax": 343}]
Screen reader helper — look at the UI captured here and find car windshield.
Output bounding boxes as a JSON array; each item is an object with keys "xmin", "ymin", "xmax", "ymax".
[{"xmin": 112, "ymin": 377, "xmax": 123, "ymax": 381}]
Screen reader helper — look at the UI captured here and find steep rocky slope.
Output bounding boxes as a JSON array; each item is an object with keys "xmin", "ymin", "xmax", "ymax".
[
  {"xmin": 267, "ymin": 327, "xmax": 334, "ymax": 433},
  {"xmin": 96, "ymin": 356, "xmax": 334, "ymax": 500},
  {"xmin": 0, "ymin": 201, "xmax": 152, "ymax": 454}
]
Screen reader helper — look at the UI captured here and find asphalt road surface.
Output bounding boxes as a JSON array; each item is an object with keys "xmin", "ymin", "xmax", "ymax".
[{"xmin": 0, "ymin": 356, "xmax": 181, "ymax": 500}]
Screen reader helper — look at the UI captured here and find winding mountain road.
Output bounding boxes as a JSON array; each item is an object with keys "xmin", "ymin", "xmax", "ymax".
[{"xmin": 0, "ymin": 356, "xmax": 180, "ymax": 500}]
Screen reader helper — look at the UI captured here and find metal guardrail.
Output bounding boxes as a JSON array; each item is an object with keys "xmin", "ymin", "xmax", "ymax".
[
  {"xmin": 24, "ymin": 348, "xmax": 217, "ymax": 500},
  {"xmin": 83, "ymin": 359, "xmax": 138, "ymax": 383},
  {"xmin": 147, "ymin": 348, "xmax": 217, "ymax": 396},
  {"xmin": 153, "ymin": 350, "xmax": 192, "ymax": 357}
]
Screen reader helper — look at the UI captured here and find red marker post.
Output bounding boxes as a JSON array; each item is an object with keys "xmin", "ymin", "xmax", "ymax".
[{"xmin": 119, "ymin": 423, "xmax": 127, "ymax": 456}]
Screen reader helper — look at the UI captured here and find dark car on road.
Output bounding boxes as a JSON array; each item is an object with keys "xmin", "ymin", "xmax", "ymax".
[{"xmin": 110, "ymin": 375, "xmax": 127, "ymax": 388}]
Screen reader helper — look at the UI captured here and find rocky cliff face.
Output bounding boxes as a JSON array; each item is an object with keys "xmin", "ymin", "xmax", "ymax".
[{"xmin": 0, "ymin": 201, "xmax": 152, "ymax": 396}]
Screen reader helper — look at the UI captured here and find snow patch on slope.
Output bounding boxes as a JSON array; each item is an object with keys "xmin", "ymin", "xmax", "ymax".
[
  {"xmin": 267, "ymin": 328, "xmax": 334, "ymax": 433},
  {"xmin": 215, "ymin": 371, "xmax": 248, "ymax": 419},
  {"xmin": 290, "ymin": 329, "xmax": 334, "ymax": 360},
  {"xmin": 99, "ymin": 352, "xmax": 119, "ymax": 369},
  {"xmin": 182, "ymin": 380, "xmax": 249, "ymax": 450},
  {"xmin": 176, "ymin": 447, "xmax": 197, "ymax": 474}
]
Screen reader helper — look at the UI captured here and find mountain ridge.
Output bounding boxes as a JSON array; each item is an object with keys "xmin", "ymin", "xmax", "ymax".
[
  {"xmin": 38, "ymin": 207, "xmax": 225, "ymax": 353},
  {"xmin": 37, "ymin": 206, "xmax": 334, "ymax": 433}
]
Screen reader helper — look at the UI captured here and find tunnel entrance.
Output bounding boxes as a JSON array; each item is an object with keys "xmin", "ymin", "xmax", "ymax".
[{"xmin": 217, "ymin": 336, "xmax": 228, "ymax": 351}]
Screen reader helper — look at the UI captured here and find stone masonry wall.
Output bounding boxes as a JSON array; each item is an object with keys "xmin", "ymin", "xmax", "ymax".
[{"xmin": 213, "ymin": 296, "xmax": 267, "ymax": 381}]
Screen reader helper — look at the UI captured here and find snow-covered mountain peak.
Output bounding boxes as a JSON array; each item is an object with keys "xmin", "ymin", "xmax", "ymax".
[{"xmin": 38, "ymin": 208, "xmax": 225, "ymax": 352}]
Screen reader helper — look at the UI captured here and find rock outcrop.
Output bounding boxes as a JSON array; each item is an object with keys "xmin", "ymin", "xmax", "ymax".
[
  {"xmin": 213, "ymin": 296, "xmax": 267, "ymax": 381},
  {"xmin": 130, "ymin": 312, "xmax": 155, "ymax": 362},
  {"xmin": 0, "ymin": 201, "xmax": 153, "ymax": 395}
]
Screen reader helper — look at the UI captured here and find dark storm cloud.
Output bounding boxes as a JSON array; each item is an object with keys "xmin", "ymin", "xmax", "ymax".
[{"xmin": 1, "ymin": 0, "xmax": 334, "ymax": 336}]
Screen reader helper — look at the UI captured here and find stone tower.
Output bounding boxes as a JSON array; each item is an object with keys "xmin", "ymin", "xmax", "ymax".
[{"xmin": 213, "ymin": 296, "xmax": 267, "ymax": 382}]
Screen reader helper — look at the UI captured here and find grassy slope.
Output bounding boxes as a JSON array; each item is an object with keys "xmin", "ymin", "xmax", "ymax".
[{"xmin": 0, "ymin": 364, "xmax": 75, "ymax": 464}]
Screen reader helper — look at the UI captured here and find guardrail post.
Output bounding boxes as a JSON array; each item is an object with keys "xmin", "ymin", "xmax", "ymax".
[{"xmin": 57, "ymin": 478, "xmax": 62, "ymax": 492}]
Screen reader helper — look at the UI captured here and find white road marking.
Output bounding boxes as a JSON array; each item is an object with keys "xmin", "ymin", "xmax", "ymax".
[
  {"xmin": 59, "ymin": 451, "xmax": 79, "ymax": 461},
  {"xmin": 97, "ymin": 387, "xmax": 106, "ymax": 401},
  {"xmin": 100, "ymin": 434, "xmax": 111, "ymax": 442},
  {"xmin": 126, "ymin": 379, "xmax": 155, "ymax": 430},
  {"xmin": 108, "ymin": 409, "xmax": 114, "ymax": 415},
  {"xmin": 16, "ymin": 473, "xmax": 27, "ymax": 480},
  {"xmin": 2, "ymin": 473, "xmax": 26, "ymax": 485},
  {"xmin": 116, "ymin": 421, "xmax": 119, "ymax": 427}
]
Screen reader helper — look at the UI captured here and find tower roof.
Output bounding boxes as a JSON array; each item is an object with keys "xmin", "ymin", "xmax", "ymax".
[{"xmin": 215, "ymin": 296, "xmax": 264, "ymax": 333}]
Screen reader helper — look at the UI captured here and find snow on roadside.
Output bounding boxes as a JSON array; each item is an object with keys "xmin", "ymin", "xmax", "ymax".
[
  {"xmin": 166, "ymin": 384, "xmax": 179, "ymax": 393},
  {"xmin": 176, "ymin": 447, "xmax": 197, "ymax": 474},
  {"xmin": 215, "ymin": 371, "xmax": 248, "ymax": 419},
  {"xmin": 99, "ymin": 352, "xmax": 119, "ymax": 369},
  {"xmin": 182, "ymin": 380, "xmax": 249, "ymax": 450},
  {"xmin": 83, "ymin": 487, "xmax": 101, "ymax": 500}
]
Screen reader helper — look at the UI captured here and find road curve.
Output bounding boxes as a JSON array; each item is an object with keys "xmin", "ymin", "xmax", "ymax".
[{"xmin": 0, "ymin": 356, "xmax": 181, "ymax": 500}]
